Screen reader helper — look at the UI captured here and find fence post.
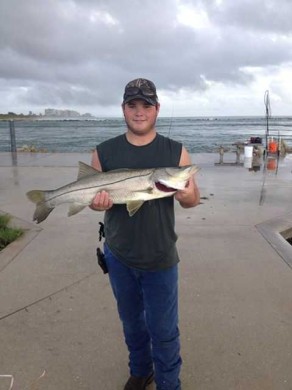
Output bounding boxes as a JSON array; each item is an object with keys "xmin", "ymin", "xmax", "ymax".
[{"xmin": 9, "ymin": 120, "xmax": 17, "ymax": 165}]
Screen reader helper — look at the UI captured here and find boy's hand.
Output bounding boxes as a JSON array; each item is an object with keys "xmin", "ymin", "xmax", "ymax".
[
  {"xmin": 90, "ymin": 190, "xmax": 113, "ymax": 211},
  {"xmin": 174, "ymin": 177, "xmax": 200, "ymax": 207}
]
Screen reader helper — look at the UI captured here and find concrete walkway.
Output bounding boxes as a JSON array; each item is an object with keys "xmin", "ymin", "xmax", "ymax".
[{"xmin": 0, "ymin": 152, "xmax": 291, "ymax": 390}]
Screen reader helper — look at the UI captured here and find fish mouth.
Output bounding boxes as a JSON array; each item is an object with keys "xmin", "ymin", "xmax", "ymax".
[{"xmin": 155, "ymin": 182, "xmax": 178, "ymax": 192}]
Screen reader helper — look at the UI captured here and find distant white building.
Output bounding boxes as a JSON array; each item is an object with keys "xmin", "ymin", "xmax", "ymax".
[{"xmin": 44, "ymin": 108, "xmax": 82, "ymax": 118}]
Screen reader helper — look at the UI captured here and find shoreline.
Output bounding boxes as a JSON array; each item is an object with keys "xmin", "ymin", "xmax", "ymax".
[{"xmin": 1, "ymin": 116, "xmax": 292, "ymax": 155}]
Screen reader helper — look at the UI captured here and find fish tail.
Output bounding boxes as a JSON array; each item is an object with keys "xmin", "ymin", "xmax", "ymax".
[{"xmin": 26, "ymin": 190, "xmax": 54, "ymax": 223}]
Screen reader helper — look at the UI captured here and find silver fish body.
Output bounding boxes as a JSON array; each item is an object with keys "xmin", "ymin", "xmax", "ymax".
[{"xmin": 26, "ymin": 162, "xmax": 199, "ymax": 223}]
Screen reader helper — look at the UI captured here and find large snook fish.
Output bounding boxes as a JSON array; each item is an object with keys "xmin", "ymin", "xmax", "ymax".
[{"xmin": 26, "ymin": 162, "xmax": 199, "ymax": 223}]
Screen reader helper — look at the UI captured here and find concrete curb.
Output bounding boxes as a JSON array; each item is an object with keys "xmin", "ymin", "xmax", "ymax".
[{"xmin": 0, "ymin": 211, "xmax": 42, "ymax": 272}]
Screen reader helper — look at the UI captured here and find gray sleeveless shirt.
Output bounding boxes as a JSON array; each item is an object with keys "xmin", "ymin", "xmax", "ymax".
[{"xmin": 96, "ymin": 133, "xmax": 182, "ymax": 270}]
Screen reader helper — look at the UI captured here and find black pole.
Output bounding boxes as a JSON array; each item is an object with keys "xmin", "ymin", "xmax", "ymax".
[
  {"xmin": 9, "ymin": 120, "xmax": 16, "ymax": 152},
  {"xmin": 9, "ymin": 120, "xmax": 17, "ymax": 165}
]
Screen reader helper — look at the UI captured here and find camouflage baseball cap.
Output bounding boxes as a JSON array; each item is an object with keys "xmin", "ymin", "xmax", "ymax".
[{"xmin": 123, "ymin": 78, "xmax": 158, "ymax": 105}]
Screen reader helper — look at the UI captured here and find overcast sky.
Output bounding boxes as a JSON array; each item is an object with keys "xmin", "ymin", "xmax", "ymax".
[{"xmin": 1, "ymin": 0, "xmax": 292, "ymax": 117}]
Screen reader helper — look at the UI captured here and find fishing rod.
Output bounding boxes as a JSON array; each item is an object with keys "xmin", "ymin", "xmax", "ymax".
[
  {"xmin": 259, "ymin": 161, "xmax": 267, "ymax": 205},
  {"xmin": 168, "ymin": 104, "xmax": 174, "ymax": 137},
  {"xmin": 260, "ymin": 90, "xmax": 272, "ymax": 205},
  {"xmin": 264, "ymin": 90, "xmax": 271, "ymax": 152}
]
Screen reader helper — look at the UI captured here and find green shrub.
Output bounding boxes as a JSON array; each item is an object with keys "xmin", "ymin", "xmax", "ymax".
[{"xmin": 0, "ymin": 214, "xmax": 24, "ymax": 251}]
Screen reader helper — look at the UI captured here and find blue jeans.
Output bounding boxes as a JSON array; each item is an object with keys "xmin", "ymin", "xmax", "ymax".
[{"xmin": 104, "ymin": 244, "xmax": 182, "ymax": 390}]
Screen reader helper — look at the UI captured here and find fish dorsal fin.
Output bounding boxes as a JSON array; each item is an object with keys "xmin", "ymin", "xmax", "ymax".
[
  {"xmin": 77, "ymin": 161, "xmax": 101, "ymax": 180},
  {"xmin": 126, "ymin": 200, "xmax": 144, "ymax": 216},
  {"xmin": 68, "ymin": 203, "xmax": 86, "ymax": 217}
]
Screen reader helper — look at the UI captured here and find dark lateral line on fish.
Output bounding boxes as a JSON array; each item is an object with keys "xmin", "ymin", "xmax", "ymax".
[
  {"xmin": 45, "ymin": 171, "xmax": 153, "ymax": 202},
  {"xmin": 0, "ymin": 272, "xmax": 97, "ymax": 322}
]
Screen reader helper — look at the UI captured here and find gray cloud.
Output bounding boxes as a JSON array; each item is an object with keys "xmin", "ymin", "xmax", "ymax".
[
  {"xmin": 204, "ymin": 0, "xmax": 292, "ymax": 33},
  {"xmin": 0, "ymin": 0, "xmax": 292, "ymax": 115}
]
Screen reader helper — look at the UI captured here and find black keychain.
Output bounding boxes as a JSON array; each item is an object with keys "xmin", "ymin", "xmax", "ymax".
[{"xmin": 96, "ymin": 222, "xmax": 108, "ymax": 274}]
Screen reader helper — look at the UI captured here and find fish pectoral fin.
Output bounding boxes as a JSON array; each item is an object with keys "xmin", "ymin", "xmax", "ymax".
[
  {"xmin": 68, "ymin": 203, "xmax": 87, "ymax": 217},
  {"xmin": 126, "ymin": 200, "xmax": 144, "ymax": 216},
  {"xmin": 77, "ymin": 162, "xmax": 102, "ymax": 180}
]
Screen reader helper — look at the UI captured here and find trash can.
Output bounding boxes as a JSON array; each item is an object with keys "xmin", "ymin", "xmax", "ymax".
[{"xmin": 244, "ymin": 145, "xmax": 253, "ymax": 158}]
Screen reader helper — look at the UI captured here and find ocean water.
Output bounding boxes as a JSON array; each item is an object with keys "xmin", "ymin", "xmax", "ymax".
[{"xmin": 0, "ymin": 116, "xmax": 292, "ymax": 153}]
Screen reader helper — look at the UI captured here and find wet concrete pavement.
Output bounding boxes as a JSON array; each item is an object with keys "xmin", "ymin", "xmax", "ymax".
[{"xmin": 0, "ymin": 152, "xmax": 291, "ymax": 390}]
